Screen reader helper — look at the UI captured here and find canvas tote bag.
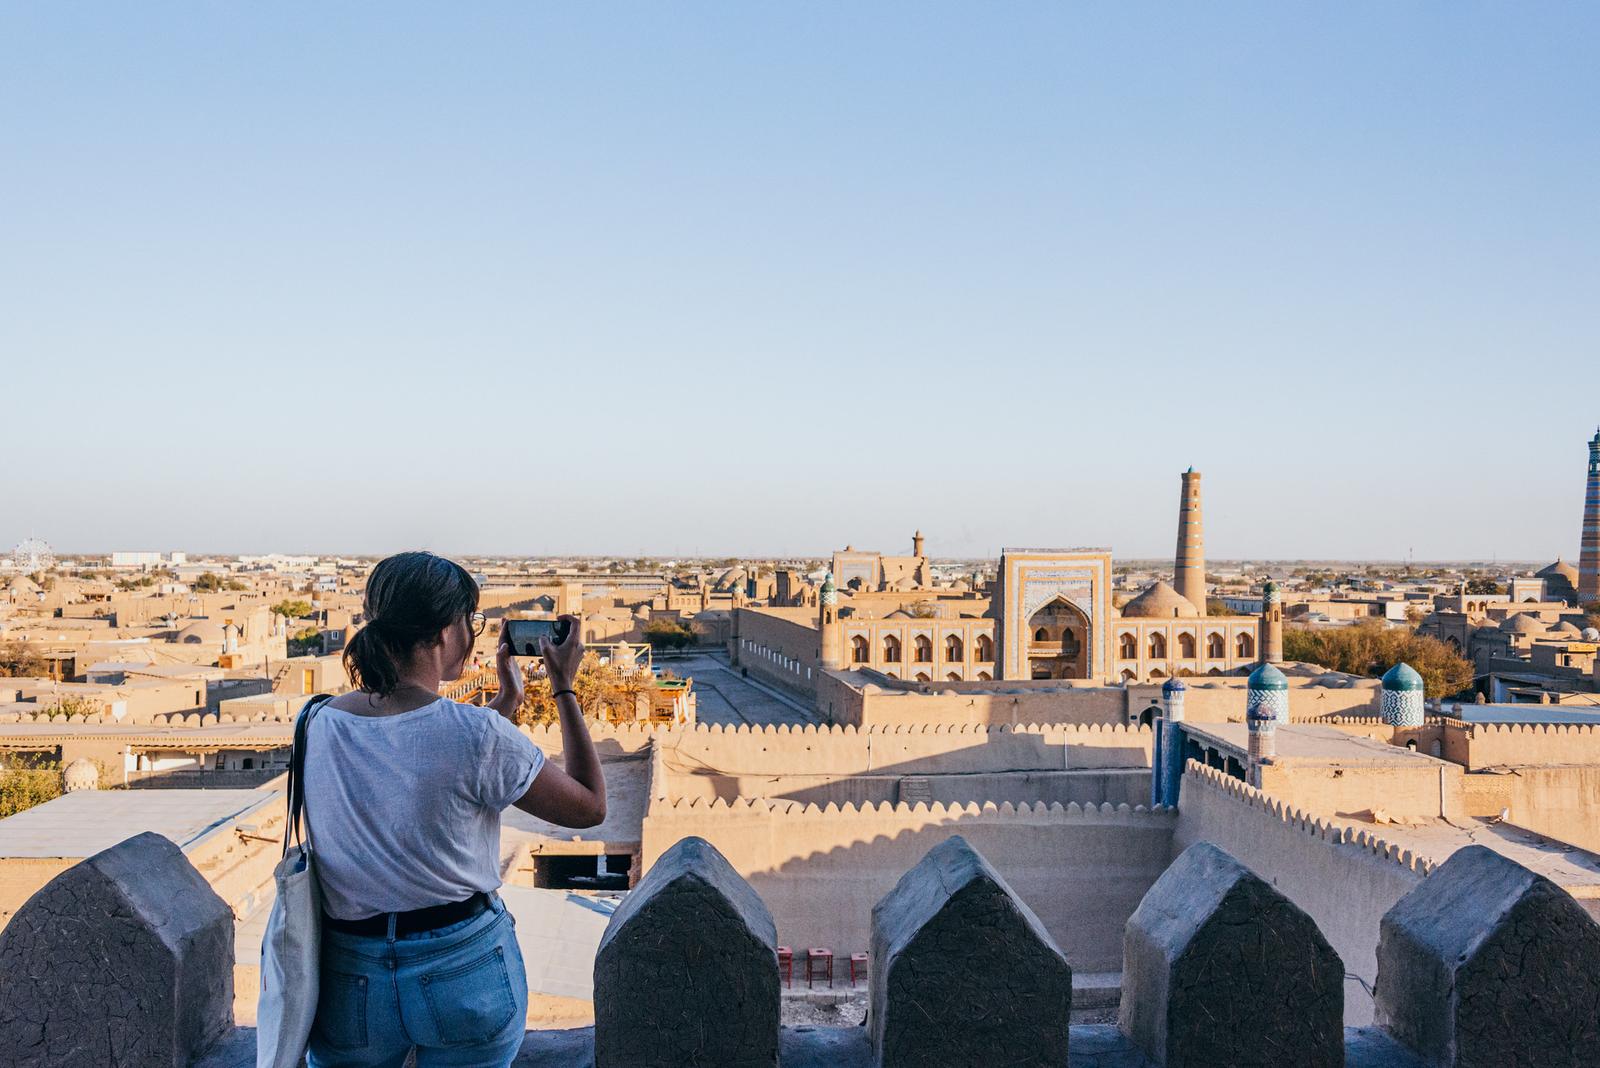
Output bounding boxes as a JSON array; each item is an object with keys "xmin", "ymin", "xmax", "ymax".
[{"xmin": 257, "ymin": 695, "xmax": 333, "ymax": 1068}]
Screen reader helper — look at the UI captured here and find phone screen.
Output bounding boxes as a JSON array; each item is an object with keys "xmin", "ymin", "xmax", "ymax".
[{"xmin": 505, "ymin": 619, "xmax": 570, "ymax": 656}]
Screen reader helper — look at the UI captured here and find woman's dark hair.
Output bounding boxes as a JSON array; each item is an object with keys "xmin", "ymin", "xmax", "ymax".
[{"xmin": 344, "ymin": 551, "xmax": 480, "ymax": 696}]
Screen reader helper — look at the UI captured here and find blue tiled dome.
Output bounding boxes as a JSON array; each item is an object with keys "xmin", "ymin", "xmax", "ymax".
[
  {"xmin": 1247, "ymin": 663, "xmax": 1288, "ymax": 691},
  {"xmin": 1162, "ymin": 677, "xmax": 1187, "ymax": 695},
  {"xmin": 1381, "ymin": 662, "xmax": 1424, "ymax": 692}
]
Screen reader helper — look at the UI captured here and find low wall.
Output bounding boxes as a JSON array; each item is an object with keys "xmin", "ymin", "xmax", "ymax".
[
  {"xmin": 1446, "ymin": 721, "xmax": 1600, "ymax": 770},
  {"xmin": 1173, "ymin": 761, "xmax": 1428, "ymax": 1026},
  {"xmin": 1504, "ymin": 765, "xmax": 1600, "ymax": 853},
  {"xmin": 665, "ymin": 768, "xmax": 1151, "ymax": 809},
  {"xmin": 641, "ymin": 799, "xmax": 1176, "ymax": 973},
  {"xmin": 1258, "ymin": 761, "xmax": 1465, "ymax": 823}
]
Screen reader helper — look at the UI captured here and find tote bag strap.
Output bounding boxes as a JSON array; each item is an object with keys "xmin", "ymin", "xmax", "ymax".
[{"xmin": 285, "ymin": 694, "xmax": 334, "ymax": 859}]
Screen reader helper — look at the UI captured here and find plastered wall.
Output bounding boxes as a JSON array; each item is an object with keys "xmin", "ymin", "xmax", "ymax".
[
  {"xmin": 642, "ymin": 799, "xmax": 1176, "ymax": 973},
  {"xmin": 1173, "ymin": 762, "xmax": 1428, "ymax": 1026}
]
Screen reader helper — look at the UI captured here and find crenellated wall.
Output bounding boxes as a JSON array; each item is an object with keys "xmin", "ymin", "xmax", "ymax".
[
  {"xmin": 1174, "ymin": 761, "xmax": 1427, "ymax": 1026},
  {"xmin": 641, "ymin": 796, "xmax": 1176, "ymax": 973}
]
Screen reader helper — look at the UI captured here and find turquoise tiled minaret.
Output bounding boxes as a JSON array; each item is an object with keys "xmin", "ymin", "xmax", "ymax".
[
  {"xmin": 1380, "ymin": 662, "xmax": 1425, "ymax": 727},
  {"xmin": 1246, "ymin": 661, "xmax": 1289, "ymax": 725}
]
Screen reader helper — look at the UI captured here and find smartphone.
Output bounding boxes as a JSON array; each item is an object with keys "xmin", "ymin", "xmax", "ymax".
[{"xmin": 505, "ymin": 618, "xmax": 573, "ymax": 657}]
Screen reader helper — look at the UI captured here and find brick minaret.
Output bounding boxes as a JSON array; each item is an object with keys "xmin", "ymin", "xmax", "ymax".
[
  {"xmin": 1175, "ymin": 468, "xmax": 1206, "ymax": 615},
  {"xmin": 818, "ymin": 572, "xmax": 842, "ymax": 671},
  {"xmin": 1582, "ymin": 428, "xmax": 1600, "ymax": 606}
]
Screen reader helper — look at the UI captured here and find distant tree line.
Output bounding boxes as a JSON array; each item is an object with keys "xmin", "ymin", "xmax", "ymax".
[{"xmin": 1283, "ymin": 621, "xmax": 1474, "ymax": 699}]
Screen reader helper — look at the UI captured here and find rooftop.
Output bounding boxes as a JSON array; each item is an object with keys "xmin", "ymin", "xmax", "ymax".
[{"xmin": 0, "ymin": 789, "xmax": 273, "ymax": 859}]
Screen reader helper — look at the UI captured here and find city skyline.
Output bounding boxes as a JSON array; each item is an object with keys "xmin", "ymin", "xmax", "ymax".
[{"xmin": 3, "ymin": 5, "xmax": 1597, "ymax": 558}]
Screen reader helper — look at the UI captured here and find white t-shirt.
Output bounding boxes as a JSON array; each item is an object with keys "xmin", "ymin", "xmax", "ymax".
[{"xmin": 302, "ymin": 698, "xmax": 545, "ymax": 921}]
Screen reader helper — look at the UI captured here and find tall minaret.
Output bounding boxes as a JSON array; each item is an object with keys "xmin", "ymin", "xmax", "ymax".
[
  {"xmin": 818, "ymin": 572, "xmax": 843, "ymax": 670},
  {"xmin": 912, "ymin": 530, "xmax": 926, "ymax": 558},
  {"xmin": 1260, "ymin": 581, "xmax": 1284, "ymax": 664},
  {"xmin": 1175, "ymin": 468, "xmax": 1207, "ymax": 615},
  {"xmin": 1582, "ymin": 428, "xmax": 1600, "ymax": 605}
]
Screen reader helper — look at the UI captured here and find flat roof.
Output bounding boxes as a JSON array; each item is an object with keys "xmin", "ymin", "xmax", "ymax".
[
  {"xmin": 0, "ymin": 722, "xmax": 293, "ymax": 748},
  {"xmin": 1183, "ymin": 722, "xmax": 1441, "ymax": 768},
  {"xmin": 1450, "ymin": 705, "xmax": 1600, "ymax": 725},
  {"xmin": 0, "ymin": 789, "xmax": 274, "ymax": 859}
]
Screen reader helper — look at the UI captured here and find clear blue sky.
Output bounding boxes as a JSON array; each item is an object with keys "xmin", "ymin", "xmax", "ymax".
[{"xmin": 2, "ymin": 4, "xmax": 1596, "ymax": 561}]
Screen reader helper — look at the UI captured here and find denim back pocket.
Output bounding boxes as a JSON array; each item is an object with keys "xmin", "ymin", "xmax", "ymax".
[
  {"xmin": 421, "ymin": 944, "xmax": 516, "ymax": 1047},
  {"xmin": 312, "ymin": 970, "xmax": 369, "ymax": 1051}
]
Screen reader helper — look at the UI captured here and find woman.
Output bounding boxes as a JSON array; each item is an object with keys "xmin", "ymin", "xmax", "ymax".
[{"xmin": 301, "ymin": 551, "xmax": 606, "ymax": 1067}]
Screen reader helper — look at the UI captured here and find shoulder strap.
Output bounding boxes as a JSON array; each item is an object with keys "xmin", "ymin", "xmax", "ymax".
[{"xmin": 285, "ymin": 694, "xmax": 335, "ymax": 858}]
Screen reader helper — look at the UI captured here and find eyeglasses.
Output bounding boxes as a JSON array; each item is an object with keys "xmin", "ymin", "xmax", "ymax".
[{"xmin": 468, "ymin": 612, "xmax": 487, "ymax": 638}]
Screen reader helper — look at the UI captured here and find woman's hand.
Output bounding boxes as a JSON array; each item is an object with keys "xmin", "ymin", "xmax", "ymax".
[
  {"xmin": 488, "ymin": 624, "xmax": 525, "ymax": 719},
  {"xmin": 540, "ymin": 614, "xmax": 583, "ymax": 690}
]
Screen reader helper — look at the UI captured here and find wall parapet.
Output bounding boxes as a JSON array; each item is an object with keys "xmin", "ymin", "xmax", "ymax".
[
  {"xmin": 1183, "ymin": 760, "xmax": 1434, "ymax": 877},
  {"xmin": 14, "ymin": 829, "xmax": 1599, "ymax": 1066},
  {"xmin": 649, "ymin": 796, "xmax": 1176, "ymax": 820}
]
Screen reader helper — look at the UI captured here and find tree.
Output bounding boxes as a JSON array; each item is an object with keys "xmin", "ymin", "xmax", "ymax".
[
  {"xmin": 1464, "ymin": 577, "xmax": 1504, "ymax": 595},
  {"xmin": 642, "ymin": 619, "xmax": 696, "ymax": 651},
  {"xmin": 272, "ymin": 599, "xmax": 314, "ymax": 620},
  {"xmin": 0, "ymin": 642, "xmax": 46, "ymax": 678},
  {"xmin": 1206, "ymin": 598, "xmax": 1234, "ymax": 616},
  {"xmin": 1282, "ymin": 620, "xmax": 1474, "ymax": 699},
  {"xmin": 0, "ymin": 769, "xmax": 60, "ymax": 819},
  {"xmin": 289, "ymin": 627, "xmax": 323, "ymax": 656},
  {"xmin": 193, "ymin": 572, "xmax": 247, "ymax": 592},
  {"xmin": 515, "ymin": 653, "xmax": 658, "ymax": 726}
]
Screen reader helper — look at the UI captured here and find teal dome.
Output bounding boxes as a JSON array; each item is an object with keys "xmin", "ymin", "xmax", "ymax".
[
  {"xmin": 1381, "ymin": 662, "xmax": 1424, "ymax": 692},
  {"xmin": 820, "ymin": 572, "xmax": 835, "ymax": 593},
  {"xmin": 1247, "ymin": 663, "xmax": 1288, "ymax": 691}
]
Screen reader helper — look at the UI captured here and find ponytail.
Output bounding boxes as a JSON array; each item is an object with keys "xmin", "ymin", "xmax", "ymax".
[{"xmin": 343, "ymin": 552, "xmax": 479, "ymax": 696}]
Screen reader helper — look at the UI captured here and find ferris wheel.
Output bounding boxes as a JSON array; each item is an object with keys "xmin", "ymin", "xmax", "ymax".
[{"xmin": 11, "ymin": 538, "xmax": 54, "ymax": 573}]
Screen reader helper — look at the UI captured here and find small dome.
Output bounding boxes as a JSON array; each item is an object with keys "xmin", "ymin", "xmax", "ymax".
[
  {"xmin": 1247, "ymin": 663, "xmax": 1288, "ymax": 691},
  {"xmin": 1536, "ymin": 559, "xmax": 1580, "ymax": 583},
  {"xmin": 820, "ymin": 572, "xmax": 835, "ymax": 594},
  {"xmin": 62, "ymin": 757, "xmax": 99, "ymax": 792},
  {"xmin": 1381, "ymin": 663, "xmax": 1424, "ymax": 692},
  {"xmin": 1162, "ymin": 677, "xmax": 1187, "ymax": 694},
  {"xmin": 1500, "ymin": 613, "xmax": 1547, "ymax": 635},
  {"xmin": 1121, "ymin": 581, "xmax": 1199, "ymax": 619},
  {"xmin": 1552, "ymin": 620, "xmax": 1584, "ymax": 637},
  {"xmin": 1585, "ymin": 628, "xmax": 1600, "ymax": 642}
]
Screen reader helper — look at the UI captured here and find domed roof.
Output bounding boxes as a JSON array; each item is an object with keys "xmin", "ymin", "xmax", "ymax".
[
  {"xmin": 1552, "ymin": 620, "xmax": 1584, "ymax": 637},
  {"xmin": 1536, "ymin": 559, "xmax": 1579, "ymax": 583},
  {"xmin": 1585, "ymin": 628, "xmax": 1600, "ymax": 642},
  {"xmin": 1247, "ymin": 662, "xmax": 1288, "ymax": 691},
  {"xmin": 1500, "ymin": 613, "xmax": 1547, "ymax": 635},
  {"xmin": 1381, "ymin": 662, "xmax": 1424, "ymax": 692},
  {"xmin": 62, "ymin": 757, "xmax": 99, "ymax": 791},
  {"xmin": 1162, "ymin": 677, "xmax": 1187, "ymax": 694},
  {"xmin": 1121, "ymin": 581, "xmax": 1199, "ymax": 619}
]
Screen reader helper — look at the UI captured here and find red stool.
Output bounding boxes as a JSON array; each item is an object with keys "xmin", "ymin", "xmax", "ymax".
[
  {"xmin": 776, "ymin": 946, "xmax": 792, "ymax": 988},
  {"xmin": 849, "ymin": 952, "xmax": 868, "ymax": 987},
  {"xmin": 806, "ymin": 947, "xmax": 833, "ymax": 988}
]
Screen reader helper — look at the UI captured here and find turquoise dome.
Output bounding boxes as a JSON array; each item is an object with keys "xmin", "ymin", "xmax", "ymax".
[
  {"xmin": 1381, "ymin": 662, "xmax": 1424, "ymax": 692},
  {"xmin": 1247, "ymin": 663, "xmax": 1288, "ymax": 691}
]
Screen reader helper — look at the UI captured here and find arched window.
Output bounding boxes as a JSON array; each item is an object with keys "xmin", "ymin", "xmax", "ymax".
[
  {"xmin": 1236, "ymin": 631, "xmax": 1256, "ymax": 658},
  {"xmin": 915, "ymin": 672, "xmax": 931, "ymax": 682},
  {"xmin": 947, "ymin": 672, "xmax": 962, "ymax": 681},
  {"xmin": 851, "ymin": 635, "xmax": 870, "ymax": 663},
  {"xmin": 975, "ymin": 634, "xmax": 994, "ymax": 662},
  {"xmin": 913, "ymin": 635, "xmax": 933, "ymax": 663},
  {"xmin": 1034, "ymin": 627, "xmax": 1050, "ymax": 642},
  {"xmin": 1150, "ymin": 667, "xmax": 1167, "ymax": 679},
  {"xmin": 1206, "ymin": 632, "xmax": 1224, "ymax": 659},
  {"xmin": 945, "ymin": 634, "xmax": 964, "ymax": 661},
  {"xmin": 883, "ymin": 635, "xmax": 902, "ymax": 663},
  {"xmin": 1149, "ymin": 632, "xmax": 1168, "ymax": 659},
  {"xmin": 976, "ymin": 671, "xmax": 992, "ymax": 681},
  {"xmin": 1178, "ymin": 632, "xmax": 1196, "ymax": 658},
  {"xmin": 1121, "ymin": 668, "xmax": 1137, "ymax": 683},
  {"xmin": 1119, "ymin": 633, "xmax": 1138, "ymax": 659}
]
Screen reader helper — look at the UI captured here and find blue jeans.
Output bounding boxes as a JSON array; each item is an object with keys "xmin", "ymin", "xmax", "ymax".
[{"xmin": 307, "ymin": 895, "xmax": 528, "ymax": 1068}]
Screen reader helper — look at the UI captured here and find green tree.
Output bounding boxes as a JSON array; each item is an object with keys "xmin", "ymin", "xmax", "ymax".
[
  {"xmin": 515, "ymin": 653, "xmax": 657, "ymax": 726},
  {"xmin": 1464, "ymin": 577, "xmax": 1504, "ymax": 595},
  {"xmin": 289, "ymin": 627, "xmax": 323, "ymax": 656},
  {"xmin": 1283, "ymin": 620, "xmax": 1474, "ymax": 699},
  {"xmin": 641, "ymin": 619, "xmax": 696, "ymax": 651},
  {"xmin": 0, "ymin": 769, "xmax": 60, "ymax": 819},
  {"xmin": 272, "ymin": 599, "xmax": 314, "ymax": 620}
]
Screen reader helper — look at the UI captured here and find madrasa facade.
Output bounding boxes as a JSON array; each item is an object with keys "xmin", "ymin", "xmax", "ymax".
[{"xmin": 733, "ymin": 469, "xmax": 1276, "ymax": 699}]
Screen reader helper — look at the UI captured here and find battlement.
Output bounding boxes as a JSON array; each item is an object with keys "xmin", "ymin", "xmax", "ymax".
[
  {"xmin": 4, "ymin": 831, "xmax": 1595, "ymax": 1067},
  {"xmin": 1184, "ymin": 760, "xmax": 1433, "ymax": 877}
]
